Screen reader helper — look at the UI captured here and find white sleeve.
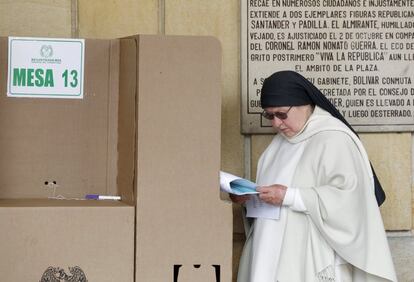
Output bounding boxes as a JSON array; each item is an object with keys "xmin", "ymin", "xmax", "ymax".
[{"xmin": 282, "ymin": 187, "xmax": 307, "ymax": 212}]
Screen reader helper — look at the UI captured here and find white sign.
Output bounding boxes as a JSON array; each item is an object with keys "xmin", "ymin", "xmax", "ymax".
[{"xmin": 7, "ymin": 37, "xmax": 85, "ymax": 99}]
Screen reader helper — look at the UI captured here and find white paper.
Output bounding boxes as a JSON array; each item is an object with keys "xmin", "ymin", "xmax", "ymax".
[
  {"xmin": 219, "ymin": 171, "xmax": 258, "ymax": 195},
  {"xmin": 220, "ymin": 171, "xmax": 280, "ymax": 219},
  {"xmin": 219, "ymin": 171, "xmax": 240, "ymax": 194},
  {"xmin": 245, "ymin": 195, "xmax": 280, "ymax": 220}
]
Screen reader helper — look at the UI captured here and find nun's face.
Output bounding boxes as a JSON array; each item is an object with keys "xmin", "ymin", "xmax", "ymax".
[{"xmin": 264, "ymin": 105, "xmax": 314, "ymax": 137}]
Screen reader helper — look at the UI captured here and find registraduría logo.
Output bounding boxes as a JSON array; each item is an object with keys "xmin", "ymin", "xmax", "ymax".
[
  {"xmin": 31, "ymin": 44, "xmax": 61, "ymax": 64},
  {"xmin": 39, "ymin": 266, "xmax": 87, "ymax": 282},
  {"xmin": 40, "ymin": 45, "xmax": 53, "ymax": 58}
]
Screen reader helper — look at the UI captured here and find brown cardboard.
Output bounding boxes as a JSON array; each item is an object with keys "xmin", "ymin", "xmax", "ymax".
[
  {"xmin": 0, "ymin": 199, "xmax": 134, "ymax": 281},
  {"xmin": 0, "ymin": 37, "xmax": 135, "ymax": 281},
  {"xmin": 117, "ymin": 37, "xmax": 137, "ymax": 206},
  {"xmin": 0, "ymin": 38, "xmax": 121, "ymax": 199},
  {"xmin": 130, "ymin": 35, "xmax": 233, "ymax": 282},
  {"xmin": 0, "ymin": 34, "xmax": 232, "ymax": 282}
]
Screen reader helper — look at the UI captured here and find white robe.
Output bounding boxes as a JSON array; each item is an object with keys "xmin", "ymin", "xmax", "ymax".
[
  {"xmin": 248, "ymin": 138, "xmax": 306, "ymax": 281},
  {"xmin": 238, "ymin": 106, "xmax": 397, "ymax": 282}
]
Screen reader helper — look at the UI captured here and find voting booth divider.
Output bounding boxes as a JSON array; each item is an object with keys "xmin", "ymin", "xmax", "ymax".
[{"xmin": 0, "ymin": 35, "xmax": 232, "ymax": 281}]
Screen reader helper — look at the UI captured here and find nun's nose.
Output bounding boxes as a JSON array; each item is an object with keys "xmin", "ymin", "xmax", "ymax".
[{"xmin": 271, "ymin": 116, "xmax": 283, "ymax": 127}]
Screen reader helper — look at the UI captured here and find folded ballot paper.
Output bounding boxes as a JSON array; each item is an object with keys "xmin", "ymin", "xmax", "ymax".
[
  {"xmin": 220, "ymin": 171, "xmax": 280, "ymax": 220},
  {"xmin": 219, "ymin": 171, "xmax": 259, "ymax": 195}
]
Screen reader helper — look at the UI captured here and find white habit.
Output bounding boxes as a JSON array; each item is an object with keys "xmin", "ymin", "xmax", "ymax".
[{"xmin": 237, "ymin": 107, "xmax": 397, "ymax": 282}]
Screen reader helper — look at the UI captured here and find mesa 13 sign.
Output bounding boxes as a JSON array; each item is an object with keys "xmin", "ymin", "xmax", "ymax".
[{"xmin": 7, "ymin": 37, "xmax": 85, "ymax": 99}]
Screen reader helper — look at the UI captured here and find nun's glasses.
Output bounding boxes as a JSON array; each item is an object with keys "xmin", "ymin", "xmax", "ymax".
[{"xmin": 261, "ymin": 106, "xmax": 293, "ymax": 120}]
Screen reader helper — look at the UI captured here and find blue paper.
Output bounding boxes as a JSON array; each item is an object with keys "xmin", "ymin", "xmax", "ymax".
[{"xmin": 230, "ymin": 179, "xmax": 258, "ymax": 195}]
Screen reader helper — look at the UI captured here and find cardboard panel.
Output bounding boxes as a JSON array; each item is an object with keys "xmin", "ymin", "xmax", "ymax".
[
  {"xmin": 0, "ymin": 199, "xmax": 134, "ymax": 281},
  {"xmin": 0, "ymin": 38, "xmax": 119, "ymax": 199},
  {"xmin": 117, "ymin": 38, "xmax": 138, "ymax": 205},
  {"xmin": 107, "ymin": 40, "xmax": 121, "ymax": 196},
  {"xmin": 0, "ymin": 36, "xmax": 135, "ymax": 282},
  {"xmin": 135, "ymin": 35, "xmax": 232, "ymax": 282}
]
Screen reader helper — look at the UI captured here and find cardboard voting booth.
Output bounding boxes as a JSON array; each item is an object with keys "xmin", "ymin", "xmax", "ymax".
[
  {"xmin": 127, "ymin": 35, "xmax": 233, "ymax": 282},
  {"xmin": 0, "ymin": 37, "xmax": 135, "ymax": 282},
  {"xmin": 0, "ymin": 35, "xmax": 232, "ymax": 282}
]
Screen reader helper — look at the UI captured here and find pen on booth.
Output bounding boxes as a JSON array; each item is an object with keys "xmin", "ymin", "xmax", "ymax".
[{"xmin": 85, "ymin": 194, "xmax": 121, "ymax": 200}]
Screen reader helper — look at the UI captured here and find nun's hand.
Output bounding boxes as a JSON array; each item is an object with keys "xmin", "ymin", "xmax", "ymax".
[
  {"xmin": 257, "ymin": 184, "xmax": 287, "ymax": 205},
  {"xmin": 229, "ymin": 194, "xmax": 251, "ymax": 204}
]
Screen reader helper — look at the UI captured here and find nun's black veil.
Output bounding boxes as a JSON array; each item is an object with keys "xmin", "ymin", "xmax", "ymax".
[{"xmin": 260, "ymin": 70, "xmax": 386, "ymax": 206}]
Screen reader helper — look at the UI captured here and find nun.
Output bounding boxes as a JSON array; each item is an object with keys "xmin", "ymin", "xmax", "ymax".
[{"xmin": 232, "ymin": 71, "xmax": 397, "ymax": 282}]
